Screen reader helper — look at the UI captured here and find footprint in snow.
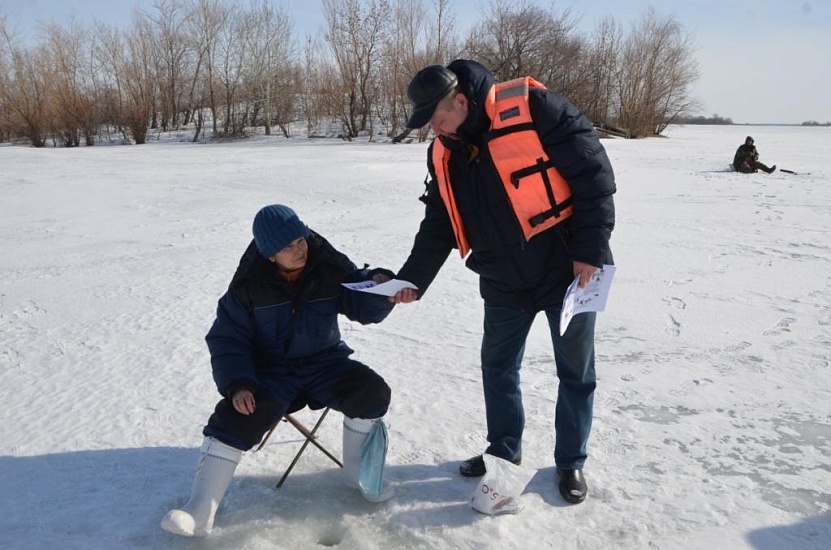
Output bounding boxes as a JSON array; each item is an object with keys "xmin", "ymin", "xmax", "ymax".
[{"xmin": 665, "ymin": 314, "xmax": 681, "ymax": 336}]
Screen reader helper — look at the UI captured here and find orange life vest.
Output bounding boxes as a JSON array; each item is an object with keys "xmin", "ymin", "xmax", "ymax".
[{"xmin": 432, "ymin": 77, "xmax": 573, "ymax": 258}]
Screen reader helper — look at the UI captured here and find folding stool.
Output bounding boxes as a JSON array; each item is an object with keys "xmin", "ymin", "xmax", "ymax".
[{"xmin": 256, "ymin": 400, "xmax": 342, "ymax": 488}]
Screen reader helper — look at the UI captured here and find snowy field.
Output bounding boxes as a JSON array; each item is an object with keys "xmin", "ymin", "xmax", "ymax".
[{"xmin": 1, "ymin": 124, "xmax": 829, "ymax": 549}]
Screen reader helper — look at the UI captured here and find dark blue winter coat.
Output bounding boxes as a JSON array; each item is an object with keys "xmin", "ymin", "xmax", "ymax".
[
  {"xmin": 205, "ymin": 231, "xmax": 394, "ymax": 398},
  {"xmin": 397, "ymin": 59, "xmax": 616, "ymax": 313}
]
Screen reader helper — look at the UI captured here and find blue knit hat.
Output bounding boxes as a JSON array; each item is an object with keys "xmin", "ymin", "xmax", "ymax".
[{"xmin": 252, "ymin": 204, "xmax": 310, "ymax": 258}]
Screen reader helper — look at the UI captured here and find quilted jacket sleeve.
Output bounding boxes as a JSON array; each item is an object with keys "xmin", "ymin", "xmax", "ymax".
[
  {"xmin": 394, "ymin": 142, "xmax": 456, "ymax": 297},
  {"xmin": 530, "ymin": 88, "xmax": 616, "ymax": 267},
  {"xmin": 338, "ymin": 266, "xmax": 396, "ymax": 324},
  {"xmin": 205, "ymin": 291, "xmax": 258, "ymax": 397}
]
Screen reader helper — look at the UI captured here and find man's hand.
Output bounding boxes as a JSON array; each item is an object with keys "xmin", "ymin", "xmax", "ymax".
[
  {"xmin": 573, "ymin": 261, "xmax": 598, "ymax": 288},
  {"xmin": 232, "ymin": 389, "xmax": 257, "ymax": 415},
  {"xmin": 389, "ymin": 288, "xmax": 418, "ymax": 303}
]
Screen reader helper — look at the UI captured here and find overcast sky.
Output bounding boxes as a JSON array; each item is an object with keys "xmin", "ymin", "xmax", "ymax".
[{"xmin": 2, "ymin": 0, "xmax": 829, "ymax": 125}]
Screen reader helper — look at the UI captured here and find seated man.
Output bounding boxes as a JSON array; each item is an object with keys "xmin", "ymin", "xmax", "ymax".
[
  {"xmin": 162, "ymin": 204, "xmax": 395, "ymax": 538},
  {"xmin": 733, "ymin": 136, "xmax": 776, "ymax": 173}
]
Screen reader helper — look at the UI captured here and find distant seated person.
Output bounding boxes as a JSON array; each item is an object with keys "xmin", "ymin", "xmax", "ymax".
[{"xmin": 733, "ymin": 136, "xmax": 776, "ymax": 174}]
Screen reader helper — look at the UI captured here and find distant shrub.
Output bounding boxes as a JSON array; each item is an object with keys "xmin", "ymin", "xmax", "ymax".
[{"xmin": 672, "ymin": 114, "xmax": 733, "ymax": 125}]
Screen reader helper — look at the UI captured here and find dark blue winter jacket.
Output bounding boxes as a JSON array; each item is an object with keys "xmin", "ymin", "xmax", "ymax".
[
  {"xmin": 397, "ymin": 59, "xmax": 616, "ymax": 313},
  {"xmin": 205, "ymin": 231, "xmax": 394, "ymax": 398}
]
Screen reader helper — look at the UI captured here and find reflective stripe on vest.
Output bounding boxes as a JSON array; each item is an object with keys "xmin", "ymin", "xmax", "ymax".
[{"xmin": 433, "ymin": 77, "xmax": 573, "ymax": 258}]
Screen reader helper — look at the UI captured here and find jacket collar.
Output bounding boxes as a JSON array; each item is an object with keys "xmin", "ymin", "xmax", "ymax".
[{"xmin": 447, "ymin": 59, "xmax": 496, "ymax": 144}]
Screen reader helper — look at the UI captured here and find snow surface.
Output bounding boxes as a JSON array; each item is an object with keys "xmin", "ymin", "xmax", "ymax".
[{"xmin": 1, "ymin": 125, "xmax": 829, "ymax": 550}]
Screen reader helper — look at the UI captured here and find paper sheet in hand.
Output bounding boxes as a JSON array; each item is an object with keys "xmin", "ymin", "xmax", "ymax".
[
  {"xmin": 559, "ymin": 265, "xmax": 615, "ymax": 336},
  {"xmin": 342, "ymin": 279, "xmax": 418, "ymax": 296}
]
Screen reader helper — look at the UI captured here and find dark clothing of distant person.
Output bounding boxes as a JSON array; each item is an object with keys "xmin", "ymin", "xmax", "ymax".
[{"xmin": 733, "ymin": 136, "xmax": 775, "ymax": 173}]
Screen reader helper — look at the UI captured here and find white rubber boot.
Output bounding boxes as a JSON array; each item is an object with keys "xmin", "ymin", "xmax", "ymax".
[
  {"xmin": 161, "ymin": 437, "xmax": 242, "ymax": 537},
  {"xmin": 342, "ymin": 416, "xmax": 393, "ymax": 502}
]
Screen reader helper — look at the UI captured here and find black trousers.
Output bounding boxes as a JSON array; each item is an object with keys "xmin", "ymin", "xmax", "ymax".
[
  {"xmin": 203, "ymin": 358, "xmax": 390, "ymax": 450},
  {"xmin": 736, "ymin": 159, "xmax": 774, "ymax": 173}
]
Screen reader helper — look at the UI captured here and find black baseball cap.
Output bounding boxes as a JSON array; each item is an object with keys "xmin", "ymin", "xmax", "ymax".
[{"xmin": 406, "ymin": 65, "xmax": 458, "ymax": 129}]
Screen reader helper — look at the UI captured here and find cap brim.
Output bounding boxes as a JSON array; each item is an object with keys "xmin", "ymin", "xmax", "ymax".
[{"xmin": 406, "ymin": 103, "xmax": 437, "ymax": 129}]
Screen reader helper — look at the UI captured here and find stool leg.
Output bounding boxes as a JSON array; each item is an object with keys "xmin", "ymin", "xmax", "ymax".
[
  {"xmin": 276, "ymin": 408, "xmax": 342, "ymax": 488},
  {"xmin": 285, "ymin": 412, "xmax": 343, "ymax": 467},
  {"xmin": 255, "ymin": 421, "xmax": 281, "ymax": 452}
]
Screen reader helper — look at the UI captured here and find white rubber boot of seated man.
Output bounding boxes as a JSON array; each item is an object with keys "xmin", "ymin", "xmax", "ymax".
[
  {"xmin": 161, "ymin": 437, "xmax": 242, "ymax": 537},
  {"xmin": 342, "ymin": 416, "xmax": 393, "ymax": 502}
]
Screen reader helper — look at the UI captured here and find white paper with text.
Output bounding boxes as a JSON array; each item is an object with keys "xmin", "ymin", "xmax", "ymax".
[
  {"xmin": 342, "ymin": 279, "xmax": 418, "ymax": 297},
  {"xmin": 560, "ymin": 265, "xmax": 616, "ymax": 335}
]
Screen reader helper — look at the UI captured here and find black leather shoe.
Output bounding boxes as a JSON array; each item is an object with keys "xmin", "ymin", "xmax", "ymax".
[
  {"xmin": 459, "ymin": 454, "xmax": 521, "ymax": 477},
  {"xmin": 557, "ymin": 469, "xmax": 587, "ymax": 504}
]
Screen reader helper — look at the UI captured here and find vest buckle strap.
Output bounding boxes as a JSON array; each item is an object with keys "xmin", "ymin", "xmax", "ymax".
[
  {"xmin": 510, "ymin": 157, "xmax": 572, "ymax": 226},
  {"xmin": 529, "ymin": 197, "xmax": 575, "ymax": 227}
]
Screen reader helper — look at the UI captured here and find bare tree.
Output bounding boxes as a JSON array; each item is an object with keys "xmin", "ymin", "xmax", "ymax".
[
  {"xmin": 0, "ymin": 24, "xmax": 50, "ymax": 146},
  {"xmin": 463, "ymin": 0, "xmax": 580, "ymax": 86},
  {"xmin": 425, "ymin": 0, "xmax": 460, "ymax": 64},
  {"xmin": 142, "ymin": 0, "xmax": 194, "ymax": 131},
  {"xmin": 323, "ymin": 0, "xmax": 390, "ymax": 139},
  {"xmin": 187, "ymin": 0, "xmax": 227, "ymax": 136},
  {"xmin": 391, "ymin": 0, "xmax": 461, "ymax": 142},
  {"xmin": 298, "ymin": 35, "xmax": 329, "ymax": 136},
  {"xmin": 616, "ymin": 8, "xmax": 699, "ymax": 136},
  {"xmin": 242, "ymin": 0, "xmax": 295, "ymax": 137},
  {"xmin": 0, "ymin": 65, "xmax": 6, "ymax": 142},
  {"xmin": 42, "ymin": 20, "xmax": 102, "ymax": 146},
  {"xmin": 211, "ymin": 2, "xmax": 250, "ymax": 136},
  {"xmin": 582, "ymin": 16, "xmax": 622, "ymax": 128},
  {"xmin": 381, "ymin": 0, "xmax": 427, "ymax": 138},
  {"xmin": 95, "ymin": 20, "xmax": 156, "ymax": 144}
]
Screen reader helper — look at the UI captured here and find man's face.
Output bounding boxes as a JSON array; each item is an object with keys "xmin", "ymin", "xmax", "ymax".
[
  {"xmin": 429, "ymin": 93, "xmax": 468, "ymax": 139},
  {"xmin": 268, "ymin": 236, "xmax": 308, "ymax": 271}
]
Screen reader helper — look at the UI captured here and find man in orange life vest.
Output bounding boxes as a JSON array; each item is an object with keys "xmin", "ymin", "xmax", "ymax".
[{"xmin": 390, "ymin": 60, "xmax": 616, "ymax": 504}]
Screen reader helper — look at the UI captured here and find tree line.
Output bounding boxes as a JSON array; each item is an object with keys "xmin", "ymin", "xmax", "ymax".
[
  {"xmin": 674, "ymin": 114, "xmax": 734, "ymax": 125},
  {"xmin": 0, "ymin": 0, "xmax": 699, "ymax": 147}
]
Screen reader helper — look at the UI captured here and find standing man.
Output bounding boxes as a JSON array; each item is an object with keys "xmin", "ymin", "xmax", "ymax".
[{"xmin": 391, "ymin": 60, "xmax": 616, "ymax": 504}]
